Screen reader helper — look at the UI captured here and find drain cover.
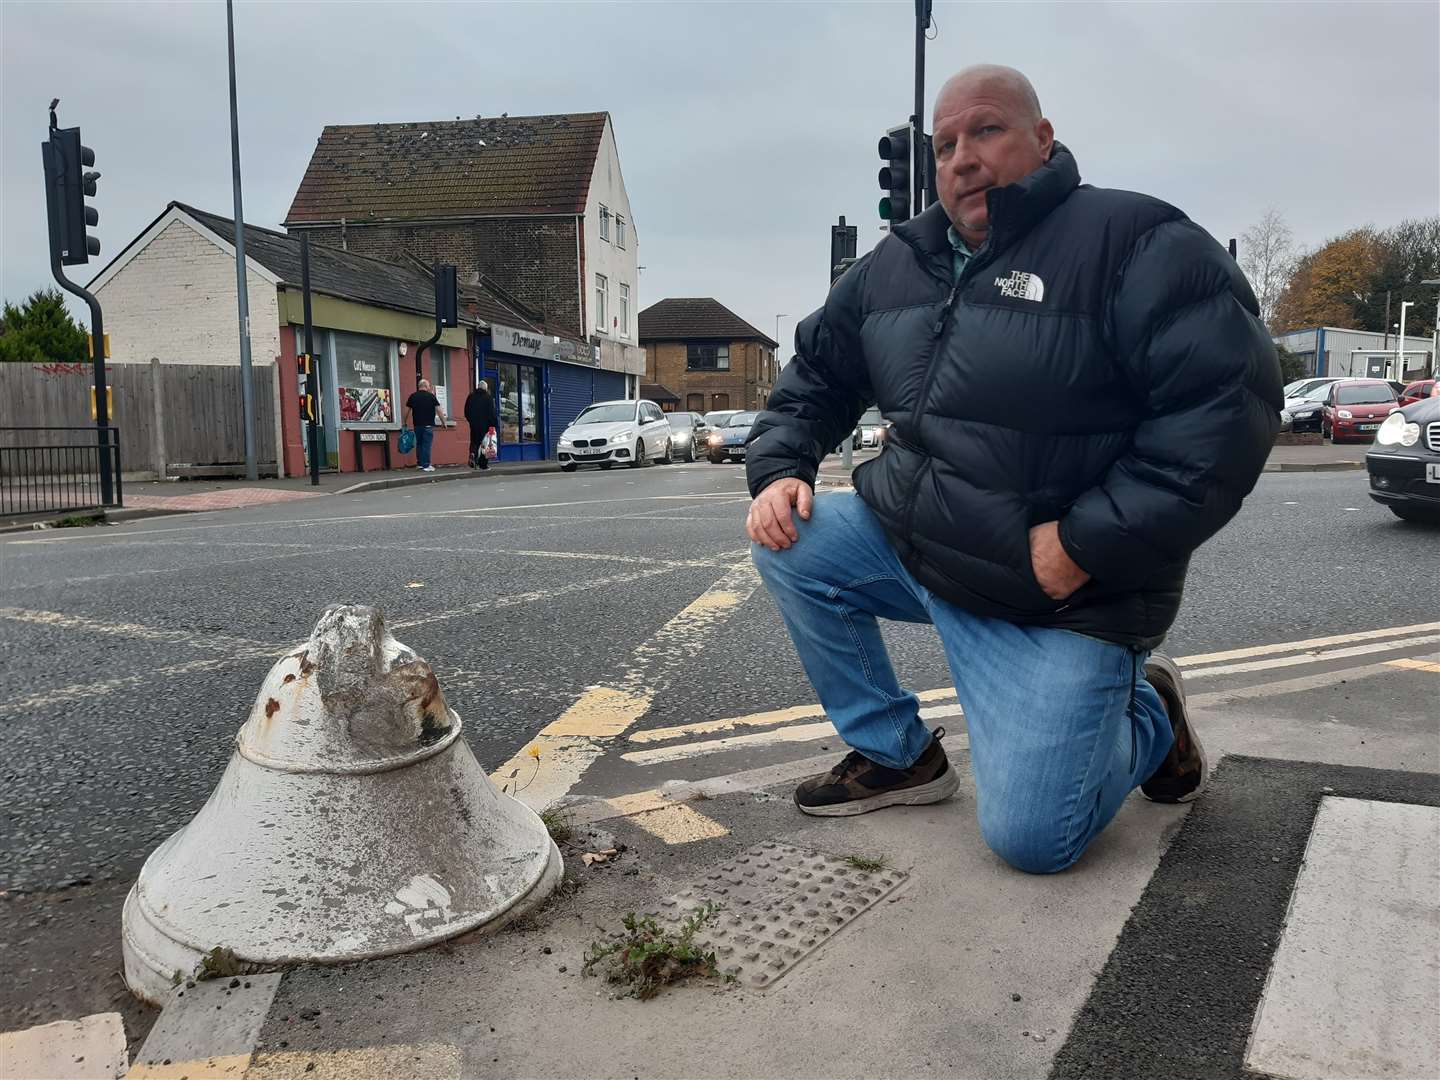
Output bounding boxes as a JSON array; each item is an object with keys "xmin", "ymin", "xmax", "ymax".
[{"xmin": 646, "ymin": 842, "xmax": 907, "ymax": 988}]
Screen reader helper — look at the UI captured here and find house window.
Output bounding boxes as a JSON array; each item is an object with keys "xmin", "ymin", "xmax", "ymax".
[
  {"xmin": 332, "ymin": 330, "xmax": 398, "ymax": 426},
  {"xmin": 595, "ymin": 274, "xmax": 608, "ymax": 332},
  {"xmin": 687, "ymin": 343, "xmax": 730, "ymax": 371},
  {"xmin": 599, "ymin": 205, "xmax": 611, "ymax": 242},
  {"xmin": 615, "ymin": 215, "xmax": 627, "ymax": 249},
  {"xmin": 618, "ymin": 283, "xmax": 630, "ymax": 337}
]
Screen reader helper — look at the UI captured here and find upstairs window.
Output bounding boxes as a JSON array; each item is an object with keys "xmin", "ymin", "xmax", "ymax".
[
  {"xmin": 595, "ymin": 273, "xmax": 608, "ymax": 332},
  {"xmin": 599, "ymin": 205, "xmax": 611, "ymax": 242},
  {"xmin": 615, "ymin": 215, "xmax": 627, "ymax": 249},
  {"xmin": 618, "ymin": 283, "xmax": 630, "ymax": 337},
  {"xmin": 687, "ymin": 343, "xmax": 730, "ymax": 371}
]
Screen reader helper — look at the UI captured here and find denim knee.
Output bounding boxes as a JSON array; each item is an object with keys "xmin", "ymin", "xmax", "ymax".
[{"xmin": 977, "ymin": 807, "xmax": 1084, "ymax": 876}]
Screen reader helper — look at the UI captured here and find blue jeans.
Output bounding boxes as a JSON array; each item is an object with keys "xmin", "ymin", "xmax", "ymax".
[
  {"xmin": 751, "ymin": 491, "xmax": 1174, "ymax": 874},
  {"xmin": 415, "ymin": 425, "xmax": 435, "ymax": 468}
]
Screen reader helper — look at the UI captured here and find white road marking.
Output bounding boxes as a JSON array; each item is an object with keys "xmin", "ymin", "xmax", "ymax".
[
  {"xmin": 1181, "ymin": 634, "xmax": 1440, "ymax": 678},
  {"xmin": 623, "ymin": 718, "xmax": 970, "ymax": 766},
  {"xmin": 0, "ymin": 607, "xmax": 270, "ymax": 654},
  {"xmin": 1187, "ymin": 657, "xmax": 1436, "ymax": 708},
  {"xmin": 1246, "ymin": 798, "xmax": 1439, "ymax": 1080}
]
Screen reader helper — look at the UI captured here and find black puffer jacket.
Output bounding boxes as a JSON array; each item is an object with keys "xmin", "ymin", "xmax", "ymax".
[{"xmin": 747, "ymin": 145, "xmax": 1281, "ymax": 648}]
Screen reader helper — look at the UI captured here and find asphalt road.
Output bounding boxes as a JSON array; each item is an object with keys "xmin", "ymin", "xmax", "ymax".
[{"xmin": 1, "ymin": 459, "xmax": 1435, "ymax": 1043}]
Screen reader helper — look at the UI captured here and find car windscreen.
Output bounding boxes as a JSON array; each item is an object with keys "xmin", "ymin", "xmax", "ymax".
[
  {"xmin": 669, "ymin": 412, "xmax": 697, "ymax": 427},
  {"xmin": 573, "ymin": 404, "xmax": 636, "ymax": 424},
  {"xmin": 727, "ymin": 412, "xmax": 760, "ymax": 427},
  {"xmin": 703, "ymin": 412, "xmax": 734, "ymax": 426},
  {"xmin": 1300, "ymin": 383, "xmax": 1334, "ymax": 401},
  {"xmin": 1336, "ymin": 385, "xmax": 1394, "ymax": 405}
]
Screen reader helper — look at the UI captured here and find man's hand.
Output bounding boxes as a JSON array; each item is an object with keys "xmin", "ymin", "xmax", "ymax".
[
  {"xmin": 1029, "ymin": 521, "xmax": 1090, "ymax": 601},
  {"xmin": 747, "ymin": 478, "xmax": 814, "ymax": 551}
]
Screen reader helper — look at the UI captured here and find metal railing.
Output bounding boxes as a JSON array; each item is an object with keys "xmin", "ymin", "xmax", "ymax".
[{"xmin": 0, "ymin": 427, "xmax": 123, "ymax": 517}]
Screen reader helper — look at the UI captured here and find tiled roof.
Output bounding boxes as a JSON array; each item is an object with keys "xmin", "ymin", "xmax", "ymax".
[
  {"xmin": 178, "ymin": 203, "xmax": 522, "ymax": 326},
  {"xmin": 284, "ymin": 113, "xmax": 608, "ymax": 224},
  {"xmin": 637, "ymin": 298, "xmax": 777, "ymax": 346}
]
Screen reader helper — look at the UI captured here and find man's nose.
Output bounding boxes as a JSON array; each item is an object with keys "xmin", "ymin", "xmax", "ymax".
[{"xmin": 945, "ymin": 138, "xmax": 980, "ymax": 177}]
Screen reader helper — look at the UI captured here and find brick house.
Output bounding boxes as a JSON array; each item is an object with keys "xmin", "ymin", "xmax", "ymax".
[
  {"xmin": 638, "ymin": 298, "xmax": 778, "ymax": 414},
  {"xmin": 282, "ymin": 112, "xmax": 644, "ymax": 387}
]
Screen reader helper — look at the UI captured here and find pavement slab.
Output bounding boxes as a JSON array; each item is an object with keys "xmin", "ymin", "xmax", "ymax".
[{"xmin": 0, "ymin": 1011, "xmax": 128, "ymax": 1079}]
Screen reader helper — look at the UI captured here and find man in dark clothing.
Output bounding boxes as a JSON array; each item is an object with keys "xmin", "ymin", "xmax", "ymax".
[
  {"xmin": 403, "ymin": 379, "xmax": 445, "ymax": 472},
  {"xmin": 745, "ymin": 65, "xmax": 1280, "ymax": 873},
  {"xmin": 464, "ymin": 382, "xmax": 497, "ymax": 470}
]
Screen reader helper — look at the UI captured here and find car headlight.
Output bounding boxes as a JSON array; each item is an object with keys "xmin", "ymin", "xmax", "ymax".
[
  {"xmin": 1376, "ymin": 411, "xmax": 1420, "ymax": 447},
  {"xmin": 559, "ymin": 436, "xmax": 574, "ymax": 446},
  {"xmin": 611, "ymin": 431, "xmax": 633, "ymax": 443},
  {"xmin": 1293, "ymin": 408, "xmax": 1318, "ymax": 419},
  {"xmin": 1337, "ymin": 409, "xmax": 1353, "ymax": 419},
  {"xmin": 709, "ymin": 433, "xmax": 724, "ymax": 445},
  {"xmin": 674, "ymin": 431, "xmax": 691, "ymax": 443}
]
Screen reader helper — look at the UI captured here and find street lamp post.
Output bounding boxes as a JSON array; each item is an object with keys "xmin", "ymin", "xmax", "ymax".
[
  {"xmin": 1396, "ymin": 300, "xmax": 1415, "ymax": 380},
  {"xmin": 1422, "ymin": 279, "xmax": 1440, "ymax": 379}
]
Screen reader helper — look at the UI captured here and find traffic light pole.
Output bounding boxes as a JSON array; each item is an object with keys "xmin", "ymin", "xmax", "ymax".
[
  {"xmin": 42, "ymin": 106, "xmax": 114, "ymax": 507},
  {"xmin": 914, "ymin": 0, "xmax": 931, "ymax": 212}
]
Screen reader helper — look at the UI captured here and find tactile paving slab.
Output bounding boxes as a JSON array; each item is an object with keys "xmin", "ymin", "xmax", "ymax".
[{"xmin": 646, "ymin": 841, "xmax": 908, "ymax": 988}]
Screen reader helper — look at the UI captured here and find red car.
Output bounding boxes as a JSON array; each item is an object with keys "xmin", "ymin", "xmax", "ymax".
[
  {"xmin": 1398, "ymin": 379, "xmax": 1437, "ymax": 407},
  {"xmin": 1321, "ymin": 380, "xmax": 1398, "ymax": 442}
]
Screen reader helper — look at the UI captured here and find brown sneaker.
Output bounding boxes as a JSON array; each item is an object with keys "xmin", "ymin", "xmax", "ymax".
[
  {"xmin": 794, "ymin": 728, "xmax": 960, "ymax": 817},
  {"xmin": 1141, "ymin": 654, "xmax": 1209, "ymax": 803}
]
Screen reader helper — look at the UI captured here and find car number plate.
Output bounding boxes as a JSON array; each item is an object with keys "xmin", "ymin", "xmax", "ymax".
[
  {"xmin": 1359, "ymin": 423, "xmax": 1379, "ymax": 431},
  {"xmin": 1427, "ymin": 463, "xmax": 1440, "ymax": 484}
]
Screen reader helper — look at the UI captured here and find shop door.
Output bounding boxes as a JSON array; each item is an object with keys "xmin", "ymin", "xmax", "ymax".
[{"xmin": 492, "ymin": 361, "xmax": 546, "ymax": 462}]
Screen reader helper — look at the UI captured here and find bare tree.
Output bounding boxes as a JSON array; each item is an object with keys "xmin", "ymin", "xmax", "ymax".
[{"xmin": 1241, "ymin": 208, "xmax": 1297, "ymax": 331}]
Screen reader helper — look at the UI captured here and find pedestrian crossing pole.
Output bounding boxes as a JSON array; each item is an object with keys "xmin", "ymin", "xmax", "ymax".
[{"xmin": 299, "ymin": 234, "xmax": 321, "ymax": 486}]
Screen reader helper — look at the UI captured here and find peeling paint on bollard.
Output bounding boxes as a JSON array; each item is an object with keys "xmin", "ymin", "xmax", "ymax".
[{"xmin": 121, "ymin": 604, "xmax": 563, "ymax": 1005}]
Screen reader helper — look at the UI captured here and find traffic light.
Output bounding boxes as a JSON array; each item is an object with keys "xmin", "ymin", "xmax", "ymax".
[
  {"xmin": 44, "ymin": 125, "xmax": 101, "ymax": 265},
  {"xmin": 435, "ymin": 265, "xmax": 459, "ymax": 328},
  {"xmin": 297, "ymin": 353, "xmax": 316, "ymax": 423},
  {"xmin": 878, "ymin": 124, "xmax": 912, "ymax": 227}
]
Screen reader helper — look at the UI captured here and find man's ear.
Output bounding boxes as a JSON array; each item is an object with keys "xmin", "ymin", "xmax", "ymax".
[{"xmin": 1037, "ymin": 118, "xmax": 1055, "ymax": 160}]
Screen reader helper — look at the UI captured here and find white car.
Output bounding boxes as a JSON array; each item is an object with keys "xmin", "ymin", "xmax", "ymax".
[{"xmin": 558, "ymin": 399, "xmax": 672, "ymax": 471}]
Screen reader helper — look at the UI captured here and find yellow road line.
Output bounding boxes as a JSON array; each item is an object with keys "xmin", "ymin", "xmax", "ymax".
[
  {"xmin": 490, "ymin": 558, "xmax": 762, "ymax": 808},
  {"xmin": 1385, "ymin": 657, "xmax": 1440, "ymax": 673},
  {"xmin": 1175, "ymin": 622, "xmax": 1440, "ymax": 667}
]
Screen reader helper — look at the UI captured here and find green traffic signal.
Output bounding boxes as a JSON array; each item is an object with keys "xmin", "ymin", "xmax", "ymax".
[{"xmin": 879, "ymin": 197, "xmax": 892, "ymax": 220}]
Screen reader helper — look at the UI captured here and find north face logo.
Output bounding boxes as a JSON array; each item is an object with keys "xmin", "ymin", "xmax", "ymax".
[{"xmin": 993, "ymin": 271, "xmax": 1045, "ymax": 302}]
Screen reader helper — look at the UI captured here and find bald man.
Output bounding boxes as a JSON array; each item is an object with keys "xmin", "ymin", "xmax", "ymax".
[{"xmin": 745, "ymin": 66, "xmax": 1280, "ymax": 873}]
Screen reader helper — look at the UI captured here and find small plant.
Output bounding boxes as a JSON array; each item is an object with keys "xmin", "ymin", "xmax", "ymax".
[
  {"xmin": 843, "ymin": 854, "xmax": 888, "ymax": 873},
  {"xmin": 582, "ymin": 903, "xmax": 727, "ymax": 1000},
  {"xmin": 52, "ymin": 514, "xmax": 102, "ymax": 528},
  {"xmin": 195, "ymin": 946, "xmax": 250, "ymax": 981},
  {"xmin": 538, "ymin": 808, "xmax": 574, "ymax": 845}
]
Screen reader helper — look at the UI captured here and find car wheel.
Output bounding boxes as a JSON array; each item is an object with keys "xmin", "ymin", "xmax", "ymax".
[
  {"xmin": 1321, "ymin": 421, "xmax": 1331, "ymax": 440},
  {"xmin": 629, "ymin": 439, "xmax": 646, "ymax": 468},
  {"xmin": 560, "ymin": 462, "xmax": 578, "ymax": 473},
  {"xmin": 709, "ymin": 452, "xmax": 724, "ymax": 464},
  {"xmin": 658, "ymin": 438, "xmax": 673, "ymax": 464},
  {"xmin": 1390, "ymin": 504, "xmax": 1440, "ymax": 524},
  {"xmin": 683, "ymin": 442, "xmax": 695, "ymax": 463}
]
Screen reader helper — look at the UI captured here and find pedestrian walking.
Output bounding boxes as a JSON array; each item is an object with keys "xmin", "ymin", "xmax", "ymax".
[
  {"xmin": 745, "ymin": 65, "xmax": 1281, "ymax": 874},
  {"xmin": 403, "ymin": 379, "xmax": 446, "ymax": 473},
  {"xmin": 464, "ymin": 381, "xmax": 497, "ymax": 470}
]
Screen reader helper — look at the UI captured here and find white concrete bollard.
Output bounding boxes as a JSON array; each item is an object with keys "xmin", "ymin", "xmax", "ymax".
[{"xmin": 121, "ymin": 605, "xmax": 563, "ymax": 1004}]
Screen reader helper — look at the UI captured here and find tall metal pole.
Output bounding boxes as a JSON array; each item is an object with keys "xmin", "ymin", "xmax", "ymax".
[
  {"xmin": 913, "ymin": 0, "xmax": 931, "ymax": 212},
  {"xmin": 1382, "ymin": 291, "xmax": 1392, "ymax": 352},
  {"xmin": 1396, "ymin": 300, "xmax": 1414, "ymax": 380},
  {"xmin": 226, "ymin": 0, "xmax": 257, "ymax": 480},
  {"xmin": 301, "ymin": 234, "xmax": 321, "ymax": 486}
]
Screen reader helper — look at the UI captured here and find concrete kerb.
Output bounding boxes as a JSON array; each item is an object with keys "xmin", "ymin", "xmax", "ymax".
[
  {"xmin": 332, "ymin": 462, "xmax": 560, "ymax": 496},
  {"xmin": 1262, "ymin": 460, "xmax": 1366, "ymax": 472}
]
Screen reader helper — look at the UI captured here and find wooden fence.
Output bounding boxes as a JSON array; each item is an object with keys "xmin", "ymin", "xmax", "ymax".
[{"xmin": 0, "ymin": 361, "xmax": 277, "ymax": 477}]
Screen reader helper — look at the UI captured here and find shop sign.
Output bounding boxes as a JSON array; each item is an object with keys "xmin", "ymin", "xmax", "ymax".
[{"xmin": 490, "ymin": 323, "xmax": 596, "ymax": 368}]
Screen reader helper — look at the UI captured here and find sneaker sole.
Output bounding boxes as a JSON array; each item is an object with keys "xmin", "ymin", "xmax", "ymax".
[{"xmin": 796, "ymin": 766, "xmax": 961, "ymax": 817}]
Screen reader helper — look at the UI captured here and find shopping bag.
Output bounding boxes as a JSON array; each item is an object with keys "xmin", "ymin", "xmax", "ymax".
[
  {"xmin": 398, "ymin": 427, "xmax": 416, "ymax": 454},
  {"xmin": 482, "ymin": 427, "xmax": 498, "ymax": 461}
]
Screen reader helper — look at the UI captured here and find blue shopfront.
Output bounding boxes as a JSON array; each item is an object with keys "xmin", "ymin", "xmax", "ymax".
[{"xmin": 478, "ymin": 323, "xmax": 626, "ymax": 462}]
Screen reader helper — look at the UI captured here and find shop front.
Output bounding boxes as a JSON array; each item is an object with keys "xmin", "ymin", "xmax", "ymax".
[{"xmin": 480, "ymin": 323, "xmax": 625, "ymax": 462}]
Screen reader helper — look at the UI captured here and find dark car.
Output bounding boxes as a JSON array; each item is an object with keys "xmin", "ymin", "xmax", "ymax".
[
  {"xmin": 707, "ymin": 410, "xmax": 758, "ymax": 463},
  {"xmin": 1366, "ymin": 396, "xmax": 1440, "ymax": 523},
  {"xmin": 665, "ymin": 411, "xmax": 706, "ymax": 463},
  {"xmin": 1280, "ymin": 380, "xmax": 1337, "ymax": 434},
  {"xmin": 1398, "ymin": 379, "xmax": 1437, "ymax": 407},
  {"xmin": 1320, "ymin": 380, "xmax": 1398, "ymax": 442}
]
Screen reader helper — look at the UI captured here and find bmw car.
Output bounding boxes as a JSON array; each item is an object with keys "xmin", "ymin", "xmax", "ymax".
[
  {"xmin": 707, "ymin": 410, "xmax": 759, "ymax": 463},
  {"xmin": 1366, "ymin": 395, "xmax": 1440, "ymax": 523},
  {"xmin": 557, "ymin": 399, "xmax": 672, "ymax": 471}
]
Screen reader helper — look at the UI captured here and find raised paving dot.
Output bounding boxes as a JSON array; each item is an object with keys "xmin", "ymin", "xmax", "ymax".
[{"xmin": 654, "ymin": 842, "xmax": 908, "ymax": 989}]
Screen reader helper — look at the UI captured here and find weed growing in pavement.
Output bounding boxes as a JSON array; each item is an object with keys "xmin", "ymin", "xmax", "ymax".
[
  {"xmin": 538, "ymin": 808, "xmax": 575, "ymax": 845},
  {"xmin": 52, "ymin": 514, "xmax": 102, "ymax": 528},
  {"xmin": 843, "ymin": 854, "xmax": 888, "ymax": 872},
  {"xmin": 582, "ymin": 903, "xmax": 729, "ymax": 1000}
]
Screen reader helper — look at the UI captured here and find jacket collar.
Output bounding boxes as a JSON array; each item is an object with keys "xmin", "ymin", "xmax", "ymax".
[{"xmin": 894, "ymin": 142, "xmax": 1081, "ymax": 275}]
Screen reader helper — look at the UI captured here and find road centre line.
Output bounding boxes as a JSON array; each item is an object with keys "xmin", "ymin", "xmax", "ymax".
[
  {"xmin": 0, "ymin": 607, "xmax": 272, "ymax": 654},
  {"xmin": 0, "ymin": 651, "xmax": 275, "ymax": 717},
  {"xmin": 0, "ymin": 545, "xmax": 368, "ymax": 592},
  {"xmin": 489, "ymin": 558, "xmax": 763, "ymax": 809},
  {"xmin": 1174, "ymin": 622, "xmax": 1440, "ymax": 667}
]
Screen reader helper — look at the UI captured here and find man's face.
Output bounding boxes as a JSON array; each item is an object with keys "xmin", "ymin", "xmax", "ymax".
[{"xmin": 932, "ymin": 83, "xmax": 1053, "ymax": 245}]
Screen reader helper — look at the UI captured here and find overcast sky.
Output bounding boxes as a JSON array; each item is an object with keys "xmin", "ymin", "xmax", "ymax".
[{"xmin": 3, "ymin": 1, "xmax": 1437, "ymax": 347}]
